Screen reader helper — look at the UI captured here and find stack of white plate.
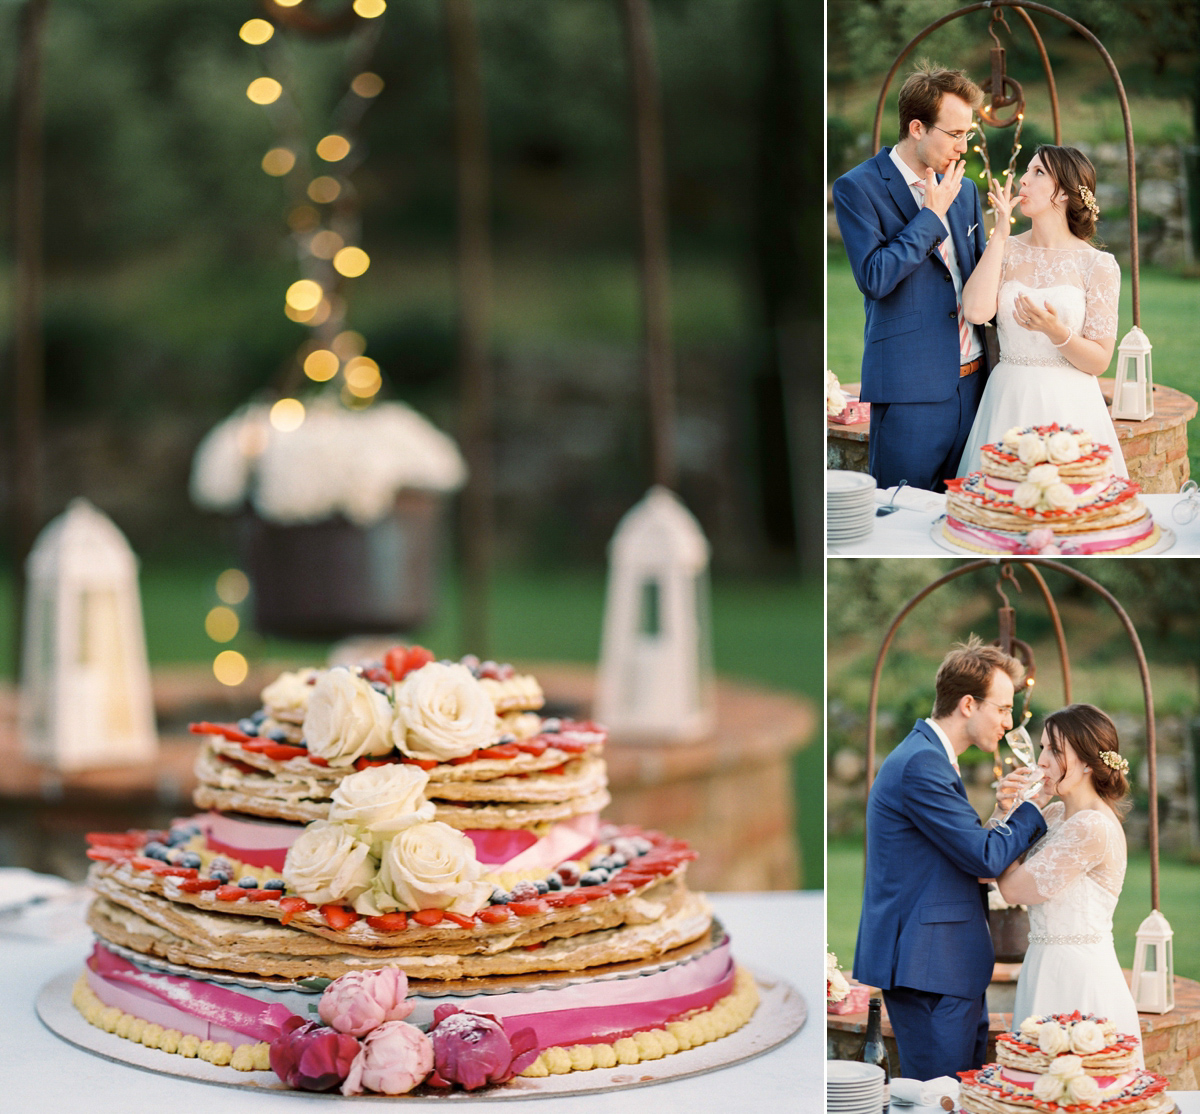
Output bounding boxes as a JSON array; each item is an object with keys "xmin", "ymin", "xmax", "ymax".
[
  {"xmin": 827, "ymin": 1060, "xmax": 885, "ymax": 1114},
  {"xmin": 827, "ymin": 471, "xmax": 877, "ymax": 546}
]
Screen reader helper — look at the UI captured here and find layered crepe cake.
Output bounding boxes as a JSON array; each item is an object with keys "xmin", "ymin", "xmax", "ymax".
[
  {"xmin": 943, "ymin": 425, "xmax": 1159, "ymax": 555},
  {"xmin": 74, "ymin": 648, "xmax": 758, "ymax": 1091},
  {"xmin": 959, "ymin": 1013, "xmax": 1170, "ymax": 1114}
]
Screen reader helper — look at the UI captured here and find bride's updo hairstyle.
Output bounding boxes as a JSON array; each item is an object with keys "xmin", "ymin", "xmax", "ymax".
[
  {"xmin": 1042, "ymin": 703, "xmax": 1131, "ymax": 816},
  {"xmin": 1034, "ymin": 145, "xmax": 1101, "ymax": 242}
]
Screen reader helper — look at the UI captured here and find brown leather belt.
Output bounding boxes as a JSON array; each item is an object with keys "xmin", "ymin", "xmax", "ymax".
[{"xmin": 960, "ymin": 358, "xmax": 982, "ymax": 377}]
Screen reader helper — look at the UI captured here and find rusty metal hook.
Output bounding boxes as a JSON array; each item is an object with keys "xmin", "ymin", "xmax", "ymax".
[
  {"xmin": 995, "ymin": 562, "xmax": 1023, "ymax": 610},
  {"xmin": 988, "ymin": 8, "xmax": 1013, "ymax": 49}
]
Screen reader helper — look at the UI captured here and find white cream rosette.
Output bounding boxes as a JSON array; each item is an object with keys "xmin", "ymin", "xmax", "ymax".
[
  {"xmin": 1026, "ymin": 463, "xmax": 1061, "ymax": 487},
  {"xmin": 1069, "ymin": 1019, "xmax": 1107, "ymax": 1055},
  {"xmin": 1047, "ymin": 1054, "xmax": 1084, "ymax": 1079},
  {"xmin": 283, "ymin": 821, "xmax": 376, "ymax": 907},
  {"xmin": 328, "ymin": 764, "xmax": 436, "ymax": 854},
  {"xmin": 1046, "ymin": 431, "xmax": 1083, "ymax": 465},
  {"xmin": 826, "ymin": 370, "xmax": 847, "ymax": 418},
  {"xmin": 1037, "ymin": 1022, "xmax": 1072, "ymax": 1057},
  {"xmin": 1043, "ymin": 482, "xmax": 1078, "ymax": 512},
  {"xmin": 1066, "ymin": 1073, "xmax": 1101, "ymax": 1105},
  {"xmin": 1013, "ymin": 482, "xmax": 1041, "ymax": 509},
  {"xmin": 391, "ymin": 662, "xmax": 495, "ymax": 762},
  {"xmin": 1017, "ymin": 432, "xmax": 1049, "ymax": 465},
  {"xmin": 1002, "ymin": 427, "xmax": 1025, "ymax": 451},
  {"xmin": 370, "ymin": 821, "xmax": 490, "ymax": 915},
  {"xmin": 1018, "ymin": 1016, "xmax": 1043, "ymax": 1041},
  {"xmin": 304, "ymin": 668, "xmax": 394, "ymax": 767},
  {"xmin": 1033, "ymin": 1073, "xmax": 1067, "ymax": 1103},
  {"xmin": 261, "ymin": 669, "xmax": 323, "ymax": 719}
]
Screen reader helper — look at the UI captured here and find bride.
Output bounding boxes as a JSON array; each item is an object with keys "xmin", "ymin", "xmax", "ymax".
[
  {"xmin": 993, "ymin": 704, "xmax": 1143, "ymax": 1064},
  {"xmin": 956, "ymin": 146, "xmax": 1124, "ymax": 478}
]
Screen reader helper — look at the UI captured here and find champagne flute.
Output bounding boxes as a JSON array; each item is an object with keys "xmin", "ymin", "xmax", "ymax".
[{"xmin": 993, "ymin": 715, "xmax": 1043, "ymax": 833}]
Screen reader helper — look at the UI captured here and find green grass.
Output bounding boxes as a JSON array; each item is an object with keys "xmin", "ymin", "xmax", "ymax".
[
  {"xmin": 0, "ymin": 559, "xmax": 824, "ymax": 890},
  {"xmin": 828, "ymin": 249, "xmax": 1200, "ymax": 476},
  {"xmin": 828, "ymin": 838, "xmax": 1200, "ymax": 982}
]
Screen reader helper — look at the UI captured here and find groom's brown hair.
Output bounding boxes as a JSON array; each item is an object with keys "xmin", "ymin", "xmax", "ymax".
[
  {"xmin": 897, "ymin": 63, "xmax": 983, "ymax": 143},
  {"xmin": 932, "ymin": 635, "xmax": 1024, "ymax": 719}
]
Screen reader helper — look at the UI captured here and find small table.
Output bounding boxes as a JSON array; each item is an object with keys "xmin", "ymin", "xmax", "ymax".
[
  {"xmin": 827, "ymin": 380, "xmax": 1197, "ymax": 494},
  {"xmin": 829, "ymin": 490, "xmax": 1197, "ymax": 556}
]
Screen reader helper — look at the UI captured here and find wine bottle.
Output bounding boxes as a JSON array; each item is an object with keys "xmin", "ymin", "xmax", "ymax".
[{"xmin": 856, "ymin": 996, "xmax": 891, "ymax": 1113}]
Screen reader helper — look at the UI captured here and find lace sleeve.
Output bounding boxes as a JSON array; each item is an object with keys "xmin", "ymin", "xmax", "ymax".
[
  {"xmin": 1023, "ymin": 809, "xmax": 1110, "ymax": 900},
  {"xmin": 1081, "ymin": 252, "xmax": 1120, "ymax": 341}
]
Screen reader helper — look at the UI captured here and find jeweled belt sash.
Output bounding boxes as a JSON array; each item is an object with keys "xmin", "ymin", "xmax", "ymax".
[{"xmin": 1027, "ymin": 930, "xmax": 1111, "ymax": 945}]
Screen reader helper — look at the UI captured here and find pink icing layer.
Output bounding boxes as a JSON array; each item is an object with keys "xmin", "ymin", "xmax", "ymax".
[
  {"xmin": 983, "ymin": 475, "xmax": 1107, "ymax": 500},
  {"xmin": 85, "ymin": 937, "xmax": 735, "ymax": 1053},
  {"xmin": 999, "ymin": 1067, "xmax": 1132, "ymax": 1091},
  {"xmin": 944, "ymin": 514, "xmax": 1154, "ymax": 555},
  {"xmin": 198, "ymin": 810, "xmax": 601, "ymax": 872},
  {"xmin": 86, "ymin": 944, "xmax": 294, "ymax": 1044}
]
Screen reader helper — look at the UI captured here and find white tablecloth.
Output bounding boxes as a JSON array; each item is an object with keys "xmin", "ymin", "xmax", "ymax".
[
  {"xmin": 829, "ymin": 492, "xmax": 1195, "ymax": 556},
  {"xmin": 2, "ymin": 890, "xmax": 820, "ymax": 1114}
]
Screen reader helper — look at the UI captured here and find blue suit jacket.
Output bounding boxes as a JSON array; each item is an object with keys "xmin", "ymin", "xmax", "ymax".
[
  {"xmin": 853, "ymin": 721, "xmax": 1048, "ymax": 1000},
  {"xmin": 833, "ymin": 148, "xmax": 989, "ymax": 404}
]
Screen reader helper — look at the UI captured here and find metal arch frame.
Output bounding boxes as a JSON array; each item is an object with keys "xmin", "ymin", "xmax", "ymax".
[
  {"xmin": 864, "ymin": 557, "xmax": 1161, "ymax": 910},
  {"xmin": 869, "ymin": 1, "xmax": 1142, "ymax": 326}
]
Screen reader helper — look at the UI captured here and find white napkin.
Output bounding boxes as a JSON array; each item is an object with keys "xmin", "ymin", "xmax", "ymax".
[
  {"xmin": 891, "ymin": 1076, "xmax": 960, "ymax": 1108},
  {"xmin": 874, "ymin": 486, "xmax": 945, "ymax": 513},
  {"xmin": 0, "ymin": 868, "xmax": 91, "ymax": 941},
  {"xmin": 0, "ymin": 867, "xmax": 72, "ymax": 912}
]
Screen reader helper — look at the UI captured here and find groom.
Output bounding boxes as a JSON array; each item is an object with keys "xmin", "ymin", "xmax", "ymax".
[
  {"xmin": 854, "ymin": 637, "xmax": 1047, "ymax": 1081},
  {"xmin": 833, "ymin": 64, "xmax": 990, "ymax": 492}
]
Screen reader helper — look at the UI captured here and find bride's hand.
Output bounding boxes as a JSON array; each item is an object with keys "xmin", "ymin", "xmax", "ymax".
[
  {"xmin": 995, "ymin": 767, "xmax": 1031, "ymax": 812},
  {"xmin": 1012, "ymin": 292, "xmax": 1063, "ymax": 338},
  {"xmin": 987, "ymin": 173, "xmax": 1015, "ymax": 236}
]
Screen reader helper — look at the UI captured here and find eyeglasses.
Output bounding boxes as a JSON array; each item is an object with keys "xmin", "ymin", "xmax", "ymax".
[
  {"xmin": 928, "ymin": 124, "xmax": 977, "ymax": 145},
  {"xmin": 976, "ymin": 698, "xmax": 1014, "ymax": 716}
]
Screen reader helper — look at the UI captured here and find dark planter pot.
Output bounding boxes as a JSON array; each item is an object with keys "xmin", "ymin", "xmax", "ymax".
[
  {"xmin": 241, "ymin": 490, "xmax": 446, "ymax": 640},
  {"xmin": 989, "ymin": 905, "xmax": 1030, "ymax": 963}
]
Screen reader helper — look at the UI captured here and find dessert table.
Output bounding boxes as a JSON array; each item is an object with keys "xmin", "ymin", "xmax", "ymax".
[
  {"xmin": 3, "ymin": 888, "xmax": 819, "ymax": 1114},
  {"xmin": 828, "ymin": 489, "xmax": 1195, "ymax": 556}
]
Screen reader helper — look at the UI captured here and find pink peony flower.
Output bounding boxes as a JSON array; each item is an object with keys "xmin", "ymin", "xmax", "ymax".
[
  {"xmin": 341, "ymin": 1020, "xmax": 434, "ymax": 1095},
  {"xmin": 269, "ymin": 1015, "xmax": 361, "ymax": 1092},
  {"xmin": 426, "ymin": 1006, "xmax": 539, "ymax": 1090},
  {"xmin": 318, "ymin": 967, "xmax": 415, "ymax": 1036}
]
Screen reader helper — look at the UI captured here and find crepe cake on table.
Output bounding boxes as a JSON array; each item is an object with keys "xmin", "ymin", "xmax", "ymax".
[
  {"xmin": 75, "ymin": 646, "xmax": 759, "ymax": 1091},
  {"xmin": 958, "ymin": 1013, "xmax": 1171, "ymax": 1114},
  {"xmin": 943, "ymin": 425, "xmax": 1159, "ymax": 555}
]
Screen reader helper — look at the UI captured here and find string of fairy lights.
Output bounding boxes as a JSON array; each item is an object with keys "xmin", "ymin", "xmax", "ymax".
[
  {"xmin": 208, "ymin": 1, "xmax": 389, "ymax": 685},
  {"xmin": 974, "ymin": 110, "xmax": 1027, "ymax": 230}
]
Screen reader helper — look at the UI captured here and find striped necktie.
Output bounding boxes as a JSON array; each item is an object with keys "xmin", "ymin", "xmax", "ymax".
[{"xmin": 915, "ymin": 180, "xmax": 972, "ymax": 361}]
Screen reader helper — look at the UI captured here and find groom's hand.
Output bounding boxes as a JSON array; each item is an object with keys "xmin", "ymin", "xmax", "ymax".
[{"xmin": 922, "ymin": 160, "xmax": 966, "ymax": 218}]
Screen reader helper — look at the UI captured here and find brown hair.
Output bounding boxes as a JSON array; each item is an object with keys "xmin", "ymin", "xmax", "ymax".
[
  {"xmin": 1033, "ymin": 145, "xmax": 1101, "ymax": 242},
  {"xmin": 932, "ymin": 635, "xmax": 1024, "ymax": 719},
  {"xmin": 897, "ymin": 62, "xmax": 983, "ymax": 143},
  {"xmin": 1042, "ymin": 703, "xmax": 1131, "ymax": 816}
]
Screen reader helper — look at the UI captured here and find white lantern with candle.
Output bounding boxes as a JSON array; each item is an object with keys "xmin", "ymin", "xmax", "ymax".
[
  {"xmin": 20, "ymin": 499, "xmax": 158, "ymax": 772},
  {"xmin": 1131, "ymin": 908, "xmax": 1174, "ymax": 1014},
  {"xmin": 1110, "ymin": 326, "xmax": 1154, "ymax": 421},
  {"xmin": 595, "ymin": 486, "xmax": 714, "ymax": 742}
]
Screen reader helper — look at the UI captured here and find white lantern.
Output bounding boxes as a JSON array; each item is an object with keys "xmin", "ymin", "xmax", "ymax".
[
  {"xmin": 1110, "ymin": 326, "xmax": 1154, "ymax": 421},
  {"xmin": 20, "ymin": 499, "xmax": 158, "ymax": 772},
  {"xmin": 595, "ymin": 486, "xmax": 714, "ymax": 742},
  {"xmin": 1131, "ymin": 908, "xmax": 1174, "ymax": 1014}
]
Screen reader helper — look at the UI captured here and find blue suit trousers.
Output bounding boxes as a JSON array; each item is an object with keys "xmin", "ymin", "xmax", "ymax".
[{"xmin": 883, "ymin": 985, "xmax": 990, "ymax": 1080}]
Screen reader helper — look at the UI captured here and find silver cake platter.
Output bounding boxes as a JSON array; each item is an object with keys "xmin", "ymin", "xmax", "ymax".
[{"xmin": 37, "ymin": 964, "xmax": 806, "ymax": 1101}]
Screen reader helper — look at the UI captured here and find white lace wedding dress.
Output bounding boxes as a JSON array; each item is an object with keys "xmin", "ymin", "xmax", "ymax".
[
  {"xmin": 1011, "ymin": 801, "xmax": 1143, "ymax": 1063},
  {"xmin": 957, "ymin": 237, "xmax": 1125, "ymax": 478}
]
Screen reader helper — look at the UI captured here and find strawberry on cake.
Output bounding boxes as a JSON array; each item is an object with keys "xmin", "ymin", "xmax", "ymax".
[
  {"xmin": 943, "ymin": 426, "xmax": 1159, "ymax": 555},
  {"xmin": 959, "ymin": 1014, "xmax": 1170, "ymax": 1114},
  {"xmin": 73, "ymin": 647, "xmax": 760, "ymax": 1096}
]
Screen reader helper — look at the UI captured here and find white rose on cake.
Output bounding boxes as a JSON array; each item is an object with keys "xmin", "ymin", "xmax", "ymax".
[
  {"xmin": 1002, "ymin": 427, "xmax": 1024, "ymax": 451},
  {"xmin": 328, "ymin": 765, "xmax": 436, "ymax": 853},
  {"xmin": 304, "ymin": 668, "xmax": 394, "ymax": 767},
  {"xmin": 262, "ymin": 668, "xmax": 323, "ymax": 719},
  {"xmin": 1043, "ymin": 482, "xmax": 1078, "ymax": 512},
  {"xmin": 1069, "ymin": 1019, "xmax": 1107, "ymax": 1055},
  {"xmin": 1027, "ymin": 463, "xmax": 1061, "ymax": 487},
  {"xmin": 391, "ymin": 662, "xmax": 495, "ymax": 762},
  {"xmin": 1066, "ymin": 1073, "xmax": 1101, "ymax": 1106},
  {"xmin": 284, "ymin": 821, "xmax": 376, "ymax": 907},
  {"xmin": 1037, "ymin": 1022, "xmax": 1072, "ymax": 1057},
  {"xmin": 369, "ymin": 821, "xmax": 490, "ymax": 915},
  {"xmin": 1034, "ymin": 1073, "xmax": 1068, "ymax": 1103},
  {"xmin": 1013, "ymin": 482, "xmax": 1041, "ymax": 509},
  {"xmin": 1046, "ymin": 431, "xmax": 1083, "ymax": 465},
  {"xmin": 1017, "ymin": 432, "xmax": 1049, "ymax": 465},
  {"xmin": 1047, "ymin": 1054, "xmax": 1084, "ymax": 1079}
]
